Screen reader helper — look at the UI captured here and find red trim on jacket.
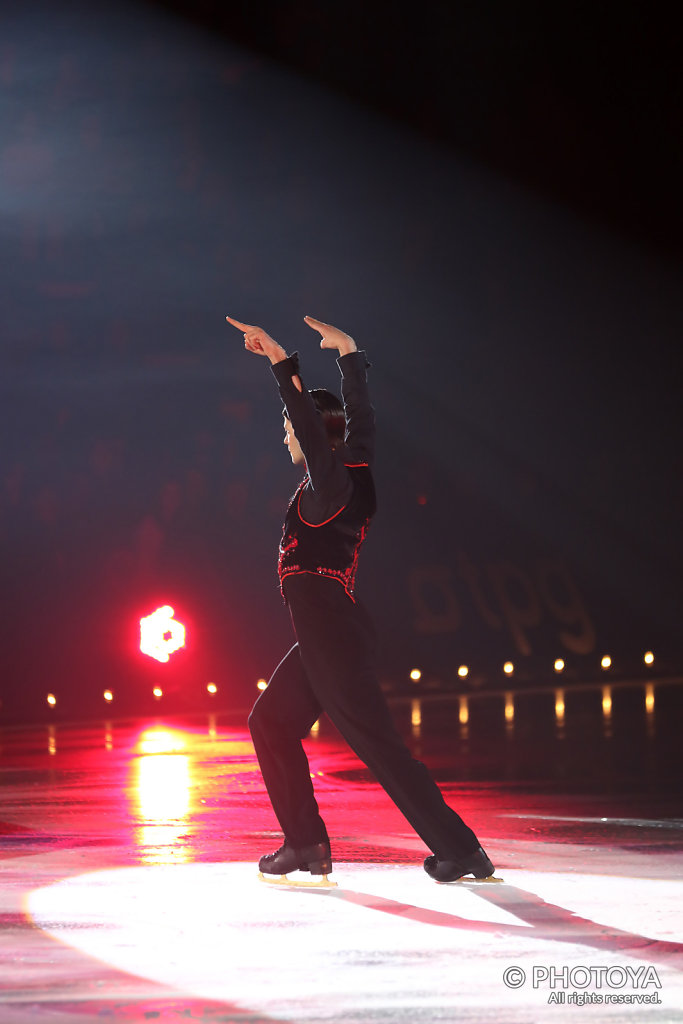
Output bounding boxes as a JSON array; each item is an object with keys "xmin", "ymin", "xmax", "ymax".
[
  {"xmin": 297, "ymin": 487, "xmax": 347, "ymax": 528},
  {"xmin": 280, "ymin": 569, "xmax": 357, "ymax": 603}
]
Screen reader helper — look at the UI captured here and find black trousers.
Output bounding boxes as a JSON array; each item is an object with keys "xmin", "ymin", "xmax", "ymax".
[{"xmin": 248, "ymin": 572, "xmax": 479, "ymax": 859}]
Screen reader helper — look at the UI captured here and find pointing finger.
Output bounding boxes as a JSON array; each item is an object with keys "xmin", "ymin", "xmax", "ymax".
[
  {"xmin": 226, "ymin": 315, "xmax": 253, "ymax": 331},
  {"xmin": 303, "ymin": 315, "xmax": 330, "ymax": 333}
]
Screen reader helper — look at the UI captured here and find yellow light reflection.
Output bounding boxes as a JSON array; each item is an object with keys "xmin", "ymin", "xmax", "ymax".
[
  {"xmin": 601, "ymin": 686, "xmax": 612, "ymax": 717},
  {"xmin": 310, "ymin": 719, "xmax": 320, "ymax": 736},
  {"xmin": 555, "ymin": 688, "xmax": 565, "ymax": 721},
  {"xmin": 136, "ymin": 756, "xmax": 189, "ymax": 819},
  {"xmin": 645, "ymin": 682, "xmax": 655, "ymax": 714},
  {"xmin": 137, "ymin": 728, "xmax": 185, "ymax": 755},
  {"xmin": 135, "ymin": 755, "xmax": 191, "ymax": 863},
  {"xmin": 458, "ymin": 695, "xmax": 469, "ymax": 725},
  {"xmin": 504, "ymin": 692, "xmax": 514, "ymax": 722},
  {"xmin": 133, "ymin": 729, "xmax": 193, "ymax": 865},
  {"xmin": 411, "ymin": 698, "xmax": 422, "ymax": 737},
  {"xmin": 48, "ymin": 725, "xmax": 56, "ymax": 756}
]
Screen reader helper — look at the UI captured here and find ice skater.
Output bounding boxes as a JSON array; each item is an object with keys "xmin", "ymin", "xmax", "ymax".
[{"xmin": 226, "ymin": 313, "xmax": 495, "ymax": 885}]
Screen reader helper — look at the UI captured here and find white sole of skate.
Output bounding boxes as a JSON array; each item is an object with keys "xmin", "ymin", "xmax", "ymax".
[{"xmin": 258, "ymin": 872, "xmax": 337, "ymax": 889}]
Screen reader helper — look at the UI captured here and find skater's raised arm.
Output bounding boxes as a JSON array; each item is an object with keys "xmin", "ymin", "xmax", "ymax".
[
  {"xmin": 226, "ymin": 316, "xmax": 303, "ymax": 392},
  {"xmin": 303, "ymin": 316, "xmax": 358, "ymax": 358},
  {"xmin": 272, "ymin": 353, "xmax": 352, "ymax": 510},
  {"xmin": 304, "ymin": 316, "xmax": 375, "ymax": 468},
  {"xmin": 227, "ymin": 314, "xmax": 351, "ymax": 509},
  {"xmin": 226, "ymin": 315, "xmax": 327, "ymax": 472}
]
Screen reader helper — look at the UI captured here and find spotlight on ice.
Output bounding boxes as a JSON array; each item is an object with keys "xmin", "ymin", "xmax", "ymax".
[{"xmin": 140, "ymin": 605, "xmax": 186, "ymax": 663}]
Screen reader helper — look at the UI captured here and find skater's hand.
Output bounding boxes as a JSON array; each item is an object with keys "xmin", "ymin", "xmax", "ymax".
[
  {"xmin": 226, "ymin": 316, "xmax": 287, "ymax": 365},
  {"xmin": 226, "ymin": 315, "xmax": 302, "ymax": 391},
  {"xmin": 304, "ymin": 316, "xmax": 357, "ymax": 356}
]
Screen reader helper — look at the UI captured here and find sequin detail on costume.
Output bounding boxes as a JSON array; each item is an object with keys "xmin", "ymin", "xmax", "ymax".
[{"xmin": 278, "ymin": 470, "xmax": 375, "ymax": 600}]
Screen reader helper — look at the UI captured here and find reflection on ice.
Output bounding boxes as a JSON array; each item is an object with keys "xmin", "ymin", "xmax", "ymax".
[{"xmin": 132, "ymin": 728, "xmax": 193, "ymax": 864}]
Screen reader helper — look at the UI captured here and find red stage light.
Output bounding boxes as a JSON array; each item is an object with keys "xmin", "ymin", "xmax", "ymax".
[{"xmin": 139, "ymin": 605, "xmax": 186, "ymax": 663}]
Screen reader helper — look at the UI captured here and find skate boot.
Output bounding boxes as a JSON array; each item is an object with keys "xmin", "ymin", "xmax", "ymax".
[
  {"xmin": 258, "ymin": 841, "xmax": 336, "ymax": 888},
  {"xmin": 424, "ymin": 845, "xmax": 501, "ymax": 883}
]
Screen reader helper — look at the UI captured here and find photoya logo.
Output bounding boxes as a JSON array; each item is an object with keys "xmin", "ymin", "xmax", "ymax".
[
  {"xmin": 503, "ymin": 964, "xmax": 663, "ymax": 1007},
  {"xmin": 532, "ymin": 965, "xmax": 661, "ymax": 990},
  {"xmin": 140, "ymin": 606, "xmax": 186, "ymax": 663}
]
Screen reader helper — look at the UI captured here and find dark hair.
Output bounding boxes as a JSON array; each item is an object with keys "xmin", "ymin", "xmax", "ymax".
[
  {"xmin": 310, "ymin": 389, "xmax": 345, "ymax": 445},
  {"xmin": 282, "ymin": 390, "xmax": 345, "ymax": 446}
]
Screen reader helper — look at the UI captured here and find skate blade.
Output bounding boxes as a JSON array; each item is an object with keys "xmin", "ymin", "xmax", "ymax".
[
  {"xmin": 459, "ymin": 874, "xmax": 504, "ymax": 884},
  {"xmin": 258, "ymin": 871, "xmax": 337, "ymax": 889}
]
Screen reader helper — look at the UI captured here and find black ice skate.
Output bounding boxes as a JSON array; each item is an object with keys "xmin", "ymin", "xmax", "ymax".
[
  {"xmin": 258, "ymin": 841, "xmax": 337, "ymax": 888},
  {"xmin": 424, "ymin": 845, "xmax": 502, "ymax": 883}
]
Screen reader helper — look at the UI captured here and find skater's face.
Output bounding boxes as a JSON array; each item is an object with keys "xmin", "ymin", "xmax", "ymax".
[{"xmin": 283, "ymin": 417, "xmax": 305, "ymax": 465}]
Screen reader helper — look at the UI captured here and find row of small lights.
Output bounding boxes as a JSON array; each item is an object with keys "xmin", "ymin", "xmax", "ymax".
[
  {"xmin": 42, "ymin": 652, "xmax": 658, "ymax": 707},
  {"xmin": 408, "ymin": 650, "xmax": 656, "ymax": 683},
  {"xmin": 45, "ymin": 682, "xmax": 221, "ymax": 707},
  {"xmin": 46, "ymin": 678, "xmax": 270, "ymax": 707}
]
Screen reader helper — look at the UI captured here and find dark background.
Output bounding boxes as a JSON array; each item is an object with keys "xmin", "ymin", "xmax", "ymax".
[
  {"xmin": 2, "ymin": 0, "xmax": 681, "ymax": 721},
  {"xmin": 152, "ymin": 0, "xmax": 682, "ymax": 258}
]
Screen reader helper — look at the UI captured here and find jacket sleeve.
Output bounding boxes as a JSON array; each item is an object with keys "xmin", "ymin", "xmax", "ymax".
[
  {"xmin": 338, "ymin": 350, "xmax": 375, "ymax": 468},
  {"xmin": 271, "ymin": 353, "xmax": 352, "ymax": 516}
]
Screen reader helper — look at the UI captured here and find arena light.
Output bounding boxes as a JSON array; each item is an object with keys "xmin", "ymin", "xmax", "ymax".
[
  {"xmin": 601, "ymin": 655, "xmax": 612, "ymax": 670},
  {"xmin": 103, "ymin": 690, "xmax": 113, "ymax": 703},
  {"xmin": 207, "ymin": 682, "xmax": 217, "ymax": 694},
  {"xmin": 410, "ymin": 668, "xmax": 422, "ymax": 681},
  {"xmin": 140, "ymin": 605, "xmax": 186, "ymax": 663},
  {"xmin": 152, "ymin": 687, "xmax": 163, "ymax": 700},
  {"xmin": 47, "ymin": 693, "xmax": 57, "ymax": 706},
  {"xmin": 503, "ymin": 661, "xmax": 514, "ymax": 675},
  {"xmin": 644, "ymin": 650, "xmax": 654, "ymax": 665},
  {"xmin": 554, "ymin": 658, "xmax": 565, "ymax": 673},
  {"xmin": 256, "ymin": 678, "xmax": 268, "ymax": 691},
  {"xmin": 457, "ymin": 665, "xmax": 469, "ymax": 678}
]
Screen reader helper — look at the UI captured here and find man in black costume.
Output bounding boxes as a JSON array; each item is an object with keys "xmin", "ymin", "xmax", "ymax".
[{"xmin": 226, "ymin": 313, "xmax": 495, "ymax": 884}]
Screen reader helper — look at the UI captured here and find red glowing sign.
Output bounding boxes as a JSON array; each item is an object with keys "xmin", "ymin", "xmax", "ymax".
[{"xmin": 139, "ymin": 605, "xmax": 186, "ymax": 663}]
